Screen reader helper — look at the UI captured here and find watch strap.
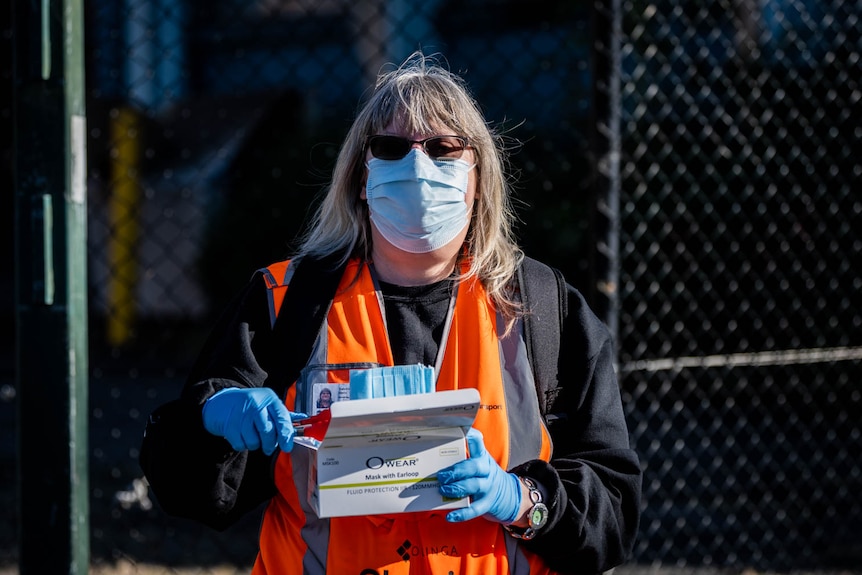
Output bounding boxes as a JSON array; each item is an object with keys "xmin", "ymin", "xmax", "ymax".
[{"xmin": 504, "ymin": 476, "xmax": 549, "ymax": 540}]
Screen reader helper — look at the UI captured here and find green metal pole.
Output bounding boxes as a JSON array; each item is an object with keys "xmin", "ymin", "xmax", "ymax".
[
  {"xmin": 590, "ymin": 0, "xmax": 621, "ymax": 346},
  {"xmin": 13, "ymin": 0, "xmax": 89, "ymax": 571}
]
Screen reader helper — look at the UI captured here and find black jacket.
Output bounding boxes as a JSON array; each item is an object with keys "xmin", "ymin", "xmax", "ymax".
[{"xmin": 140, "ymin": 261, "xmax": 642, "ymax": 574}]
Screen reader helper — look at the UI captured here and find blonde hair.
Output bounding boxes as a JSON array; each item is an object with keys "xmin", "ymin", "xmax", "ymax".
[{"xmin": 295, "ymin": 52, "xmax": 524, "ymax": 321}]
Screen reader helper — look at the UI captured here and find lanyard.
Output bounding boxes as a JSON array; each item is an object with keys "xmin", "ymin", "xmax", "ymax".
[{"xmin": 367, "ymin": 261, "xmax": 459, "ymax": 385}]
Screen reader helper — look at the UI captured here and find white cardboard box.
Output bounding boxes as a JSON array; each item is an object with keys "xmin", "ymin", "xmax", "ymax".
[{"xmin": 294, "ymin": 388, "xmax": 480, "ymax": 518}]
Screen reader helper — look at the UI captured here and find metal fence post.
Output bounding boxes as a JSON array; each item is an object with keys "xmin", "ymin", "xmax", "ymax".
[
  {"xmin": 13, "ymin": 0, "xmax": 89, "ymax": 572},
  {"xmin": 590, "ymin": 0, "xmax": 622, "ymax": 349}
]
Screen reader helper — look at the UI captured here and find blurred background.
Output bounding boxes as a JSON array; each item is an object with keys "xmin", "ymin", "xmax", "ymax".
[{"xmin": 4, "ymin": 0, "xmax": 861, "ymax": 573}]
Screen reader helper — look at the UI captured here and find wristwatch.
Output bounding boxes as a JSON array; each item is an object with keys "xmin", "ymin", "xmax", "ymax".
[{"xmin": 504, "ymin": 476, "xmax": 549, "ymax": 540}]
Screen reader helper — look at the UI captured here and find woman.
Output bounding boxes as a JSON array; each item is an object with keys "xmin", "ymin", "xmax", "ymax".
[{"xmin": 142, "ymin": 52, "xmax": 641, "ymax": 574}]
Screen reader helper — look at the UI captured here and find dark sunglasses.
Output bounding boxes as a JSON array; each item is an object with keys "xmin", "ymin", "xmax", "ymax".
[{"xmin": 365, "ymin": 134, "xmax": 470, "ymax": 161}]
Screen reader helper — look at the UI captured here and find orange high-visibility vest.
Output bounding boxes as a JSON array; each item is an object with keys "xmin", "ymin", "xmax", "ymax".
[{"xmin": 254, "ymin": 258, "xmax": 556, "ymax": 575}]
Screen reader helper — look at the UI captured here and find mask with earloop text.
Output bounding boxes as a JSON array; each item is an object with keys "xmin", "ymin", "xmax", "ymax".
[{"xmin": 365, "ymin": 149, "xmax": 475, "ymax": 253}]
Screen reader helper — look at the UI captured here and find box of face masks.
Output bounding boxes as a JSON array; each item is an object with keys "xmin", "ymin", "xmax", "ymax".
[{"xmin": 293, "ymin": 388, "xmax": 480, "ymax": 518}]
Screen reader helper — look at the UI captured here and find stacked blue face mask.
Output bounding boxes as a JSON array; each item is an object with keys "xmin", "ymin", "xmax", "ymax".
[{"xmin": 349, "ymin": 364, "xmax": 435, "ymax": 399}]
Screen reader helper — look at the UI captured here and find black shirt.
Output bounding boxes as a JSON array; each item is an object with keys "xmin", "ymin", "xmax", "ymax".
[{"xmin": 378, "ymin": 278, "xmax": 454, "ymax": 366}]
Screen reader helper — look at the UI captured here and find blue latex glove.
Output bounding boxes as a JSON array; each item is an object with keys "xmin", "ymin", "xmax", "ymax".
[
  {"xmin": 437, "ymin": 428, "xmax": 522, "ymax": 523},
  {"xmin": 202, "ymin": 387, "xmax": 307, "ymax": 455}
]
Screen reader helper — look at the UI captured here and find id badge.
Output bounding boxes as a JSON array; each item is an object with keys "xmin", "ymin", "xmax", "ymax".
[{"xmin": 295, "ymin": 362, "xmax": 382, "ymax": 415}]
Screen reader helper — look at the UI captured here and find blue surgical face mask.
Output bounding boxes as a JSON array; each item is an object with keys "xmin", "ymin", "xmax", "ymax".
[{"xmin": 365, "ymin": 148, "xmax": 474, "ymax": 254}]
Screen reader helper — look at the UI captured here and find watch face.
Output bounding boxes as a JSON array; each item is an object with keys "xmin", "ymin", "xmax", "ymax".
[{"xmin": 529, "ymin": 502, "xmax": 549, "ymax": 529}]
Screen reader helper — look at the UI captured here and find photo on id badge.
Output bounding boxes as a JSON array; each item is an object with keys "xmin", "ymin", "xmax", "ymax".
[{"xmin": 312, "ymin": 383, "xmax": 349, "ymax": 415}]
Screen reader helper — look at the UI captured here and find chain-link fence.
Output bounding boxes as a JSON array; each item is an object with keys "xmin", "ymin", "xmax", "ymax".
[
  {"xmin": 4, "ymin": 0, "xmax": 861, "ymax": 573},
  {"xmin": 618, "ymin": 0, "xmax": 861, "ymax": 571}
]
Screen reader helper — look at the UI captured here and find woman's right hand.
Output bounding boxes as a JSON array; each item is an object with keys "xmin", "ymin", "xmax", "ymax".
[{"xmin": 202, "ymin": 387, "xmax": 307, "ymax": 455}]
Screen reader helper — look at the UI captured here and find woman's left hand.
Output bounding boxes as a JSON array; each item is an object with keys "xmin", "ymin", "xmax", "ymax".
[{"xmin": 437, "ymin": 428, "xmax": 522, "ymax": 523}]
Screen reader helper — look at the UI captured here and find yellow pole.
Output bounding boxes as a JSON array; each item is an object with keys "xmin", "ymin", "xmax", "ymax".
[{"xmin": 107, "ymin": 106, "xmax": 141, "ymax": 346}]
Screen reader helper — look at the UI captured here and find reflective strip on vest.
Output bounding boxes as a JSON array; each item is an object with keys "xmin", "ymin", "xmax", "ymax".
[{"xmin": 254, "ymin": 259, "xmax": 556, "ymax": 575}]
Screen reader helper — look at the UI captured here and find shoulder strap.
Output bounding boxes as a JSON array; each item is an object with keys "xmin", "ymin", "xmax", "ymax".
[
  {"xmin": 517, "ymin": 256, "xmax": 568, "ymax": 419},
  {"xmin": 267, "ymin": 254, "xmax": 348, "ymax": 397}
]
